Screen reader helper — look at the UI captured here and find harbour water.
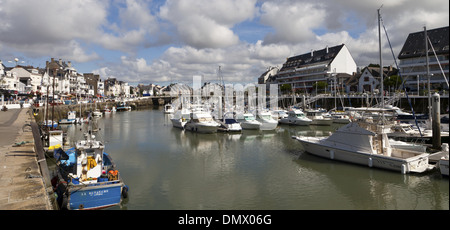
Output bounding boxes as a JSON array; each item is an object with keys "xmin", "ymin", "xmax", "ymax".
[{"xmin": 55, "ymin": 107, "xmax": 448, "ymax": 210}]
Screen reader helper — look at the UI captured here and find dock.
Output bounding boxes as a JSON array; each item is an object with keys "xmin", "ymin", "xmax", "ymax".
[{"xmin": 0, "ymin": 108, "xmax": 56, "ymax": 210}]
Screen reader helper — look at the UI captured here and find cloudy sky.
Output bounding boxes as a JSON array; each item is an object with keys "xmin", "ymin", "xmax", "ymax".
[{"xmin": 0, "ymin": 0, "xmax": 448, "ymax": 86}]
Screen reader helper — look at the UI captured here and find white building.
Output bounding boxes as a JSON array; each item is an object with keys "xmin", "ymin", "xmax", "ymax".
[{"xmin": 274, "ymin": 44, "xmax": 357, "ymax": 93}]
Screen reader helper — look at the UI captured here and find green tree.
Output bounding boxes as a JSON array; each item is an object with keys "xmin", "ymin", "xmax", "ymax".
[
  {"xmin": 312, "ymin": 81, "xmax": 328, "ymax": 93},
  {"xmin": 280, "ymin": 84, "xmax": 292, "ymax": 94},
  {"xmin": 383, "ymin": 75, "xmax": 402, "ymax": 91}
]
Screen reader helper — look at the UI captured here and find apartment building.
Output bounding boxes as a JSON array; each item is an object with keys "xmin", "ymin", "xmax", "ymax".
[{"xmin": 398, "ymin": 26, "xmax": 449, "ymax": 92}]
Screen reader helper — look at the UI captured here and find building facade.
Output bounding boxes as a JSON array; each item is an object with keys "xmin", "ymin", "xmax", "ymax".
[
  {"xmin": 398, "ymin": 26, "xmax": 449, "ymax": 93},
  {"xmin": 274, "ymin": 44, "xmax": 357, "ymax": 93}
]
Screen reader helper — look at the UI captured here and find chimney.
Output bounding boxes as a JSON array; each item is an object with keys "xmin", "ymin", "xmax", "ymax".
[
  {"xmin": 326, "ymin": 46, "xmax": 329, "ymax": 53},
  {"xmin": 59, "ymin": 59, "xmax": 62, "ymax": 65},
  {"xmin": 311, "ymin": 50, "xmax": 314, "ymax": 57},
  {"xmin": 68, "ymin": 61, "xmax": 72, "ymax": 68}
]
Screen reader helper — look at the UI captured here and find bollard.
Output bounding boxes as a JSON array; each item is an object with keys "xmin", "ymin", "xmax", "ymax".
[{"xmin": 432, "ymin": 93, "xmax": 441, "ymax": 150}]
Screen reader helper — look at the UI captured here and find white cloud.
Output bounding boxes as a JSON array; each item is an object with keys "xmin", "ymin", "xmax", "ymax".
[
  {"xmin": 0, "ymin": 0, "xmax": 163, "ymax": 60},
  {"xmin": 260, "ymin": 1, "xmax": 326, "ymax": 44},
  {"xmin": 159, "ymin": 0, "xmax": 257, "ymax": 48}
]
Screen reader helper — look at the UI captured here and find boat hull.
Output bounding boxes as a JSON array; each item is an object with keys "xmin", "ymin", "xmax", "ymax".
[
  {"xmin": 240, "ymin": 122, "xmax": 261, "ymax": 130},
  {"xmin": 59, "ymin": 119, "xmax": 76, "ymax": 124},
  {"xmin": 310, "ymin": 119, "xmax": 333, "ymax": 126},
  {"xmin": 171, "ymin": 119, "xmax": 187, "ymax": 129},
  {"xmin": 259, "ymin": 121, "xmax": 278, "ymax": 130},
  {"xmin": 280, "ymin": 118, "xmax": 311, "ymax": 126},
  {"xmin": 439, "ymin": 158, "xmax": 449, "ymax": 177},
  {"xmin": 66, "ymin": 182, "xmax": 124, "ymax": 210},
  {"xmin": 294, "ymin": 137, "xmax": 430, "ymax": 174},
  {"xmin": 185, "ymin": 123, "xmax": 218, "ymax": 133}
]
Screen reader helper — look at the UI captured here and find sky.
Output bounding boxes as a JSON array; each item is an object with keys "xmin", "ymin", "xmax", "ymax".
[{"xmin": 0, "ymin": 0, "xmax": 448, "ymax": 86}]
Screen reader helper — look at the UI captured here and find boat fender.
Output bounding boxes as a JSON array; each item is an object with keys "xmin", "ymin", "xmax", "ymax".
[
  {"xmin": 329, "ymin": 150, "xmax": 334, "ymax": 160},
  {"xmin": 401, "ymin": 164, "xmax": 407, "ymax": 174},
  {"xmin": 122, "ymin": 185, "xmax": 129, "ymax": 198},
  {"xmin": 368, "ymin": 158, "xmax": 373, "ymax": 167}
]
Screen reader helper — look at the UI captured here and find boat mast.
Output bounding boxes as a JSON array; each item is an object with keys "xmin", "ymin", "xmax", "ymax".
[
  {"xmin": 378, "ymin": 7, "xmax": 384, "ymax": 112},
  {"xmin": 378, "ymin": 7, "xmax": 385, "ymax": 122},
  {"xmin": 424, "ymin": 26, "xmax": 431, "ymax": 119}
]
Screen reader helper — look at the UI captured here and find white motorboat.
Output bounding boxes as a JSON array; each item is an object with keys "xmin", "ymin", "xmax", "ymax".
[
  {"xmin": 438, "ymin": 144, "xmax": 449, "ymax": 177},
  {"xmin": 218, "ymin": 112, "xmax": 242, "ymax": 132},
  {"xmin": 279, "ymin": 109, "xmax": 312, "ymax": 126},
  {"xmin": 271, "ymin": 109, "xmax": 288, "ymax": 120},
  {"xmin": 305, "ymin": 109, "xmax": 333, "ymax": 126},
  {"xmin": 93, "ymin": 109, "xmax": 103, "ymax": 117},
  {"xmin": 164, "ymin": 104, "xmax": 174, "ymax": 114},
  {"xmin": 59, "ymin": 111, "xmax": 77, "ymax": 124},
  {"xmin": 292, "ymin": 122, "xmax": 432, "ymax": 174},
  {"xmin": 103, "ymin": 106, "xmax": 111, "ymax": 114},
  {"xmin": 257, "ymin": 111, "xmax": 278, "ymax": 131},
  {"xmin": 184, "ymin": 110, "xmax": 220, "ymax": 133},
  {"xmin": 170, "ymin": 108, "xmax": 190, "ymax": 129},
  {"xmin": 330, "ymin": 112, "xmax": 351, "ymax": 124},
  {"xmin": 237, "ymin": 113, "xmax": 261, "ymax": 130},
  {"xmin": 387, "ymin": 123, "xmax": 449, "ymax": 142}
]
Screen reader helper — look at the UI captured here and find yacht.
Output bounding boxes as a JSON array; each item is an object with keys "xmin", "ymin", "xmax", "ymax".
[
  {"xmin": 305, "ymin": 109, "xmax": 333, "ymax": 126},
  {"xmin": 330, "ymin": 112, "xmax": 351, "ymax": 124},
  {"xmin": 164, "ymin": 104, "xmax": 174, "ymax": 114},
  {"xmin": 236, "ymin": 113, "xmax": 261, "ymax": 130},
  {"xmin": 271, "ymin": 109, "xmax": 288, "ymax": 120},
  {"xmin": 93, "ymin": 109, "xmax": 103, "ymax": 117},
  {"xmin": 184, "ymin": 110, "xmax": 220, "ymax": 133},
  {"xmin": 279, "ymin": 109, "xmax": 312, "ymax": 126},
  {"xmin": 218, "ymin": 112, "xmax": 242, "ymax": 132},
  {"xmin": 292, "ymin": 122, "xmax": 432, "ymax": 174},
  {"xmin": 170, "ymin": 108, "xmax": 190, "ymax": 129},
  {"xmin": 257, "ymin": 111, "xmax": 278, "ymax": 130}
]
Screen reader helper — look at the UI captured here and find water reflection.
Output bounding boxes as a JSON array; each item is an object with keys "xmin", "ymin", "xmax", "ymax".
[{"xmin": 59, "ymin": 108, "xmax": 449, "ymax": 210}]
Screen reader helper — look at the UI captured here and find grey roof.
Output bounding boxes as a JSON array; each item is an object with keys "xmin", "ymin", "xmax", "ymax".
[
  {"xmin": 280, "ymin": 44, "xmax": 345, "ymax": 71},
  {"xmin": 398, "ymin": 26, "xmax": 449, "ymax": 59}
]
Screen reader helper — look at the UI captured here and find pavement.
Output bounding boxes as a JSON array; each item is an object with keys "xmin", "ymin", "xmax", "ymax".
[{"xmin": 0, "ymin": 108, "xmax": 53, "ymax": 210}]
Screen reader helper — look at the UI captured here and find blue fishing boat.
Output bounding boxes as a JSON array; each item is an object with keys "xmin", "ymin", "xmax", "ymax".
[{"xmin": 53, "ymin": 131, "xmax": 128, "ymax": 210}]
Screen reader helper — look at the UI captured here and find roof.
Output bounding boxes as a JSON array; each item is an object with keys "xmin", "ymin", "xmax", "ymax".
[
  {"xmin": 361, "ymin": 66, "xmax": 398, "ymax": 78},
  {"xmin": 398, "ymin": 26, "xmax": 449, "ymax": 59},
  {"xmin": 280, "ymin": 44, "xmax": 345, "ymax": 71}
]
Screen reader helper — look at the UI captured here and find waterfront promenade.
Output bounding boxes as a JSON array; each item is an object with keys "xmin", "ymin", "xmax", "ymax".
[{"xmin": 0, "ymin": 108, "xmax": 53, "ymax": 210}]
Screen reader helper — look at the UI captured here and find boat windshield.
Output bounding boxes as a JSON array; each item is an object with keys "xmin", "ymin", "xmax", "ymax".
[
  {"xmin": 260, "ymin": 115, "xmax": 271, "ymax": 120},
  {"xmin": 296, "ymin": 113, "xmax": 305, "ymax": 118},
  {"xmin": 244, "ymin": 116, "xmax": 255, "ymax": 121}
]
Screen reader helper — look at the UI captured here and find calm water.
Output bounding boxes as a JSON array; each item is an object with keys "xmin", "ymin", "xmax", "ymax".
[{"xmin": 59, "ymin": 107, "xmax": 449, "ymax": 210}]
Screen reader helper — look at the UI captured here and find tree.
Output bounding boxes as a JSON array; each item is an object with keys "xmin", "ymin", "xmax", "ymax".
[
  {"xmin": 280, "ymin": 84, "xmax": 292, "ymax": 94},
  {"xmin": 312, "ymin": 81, "xmax": 328, "ymax": 93},
  {"xmin": 383, "ymin": 75, "xmax": 402, "ymax": 91}
]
